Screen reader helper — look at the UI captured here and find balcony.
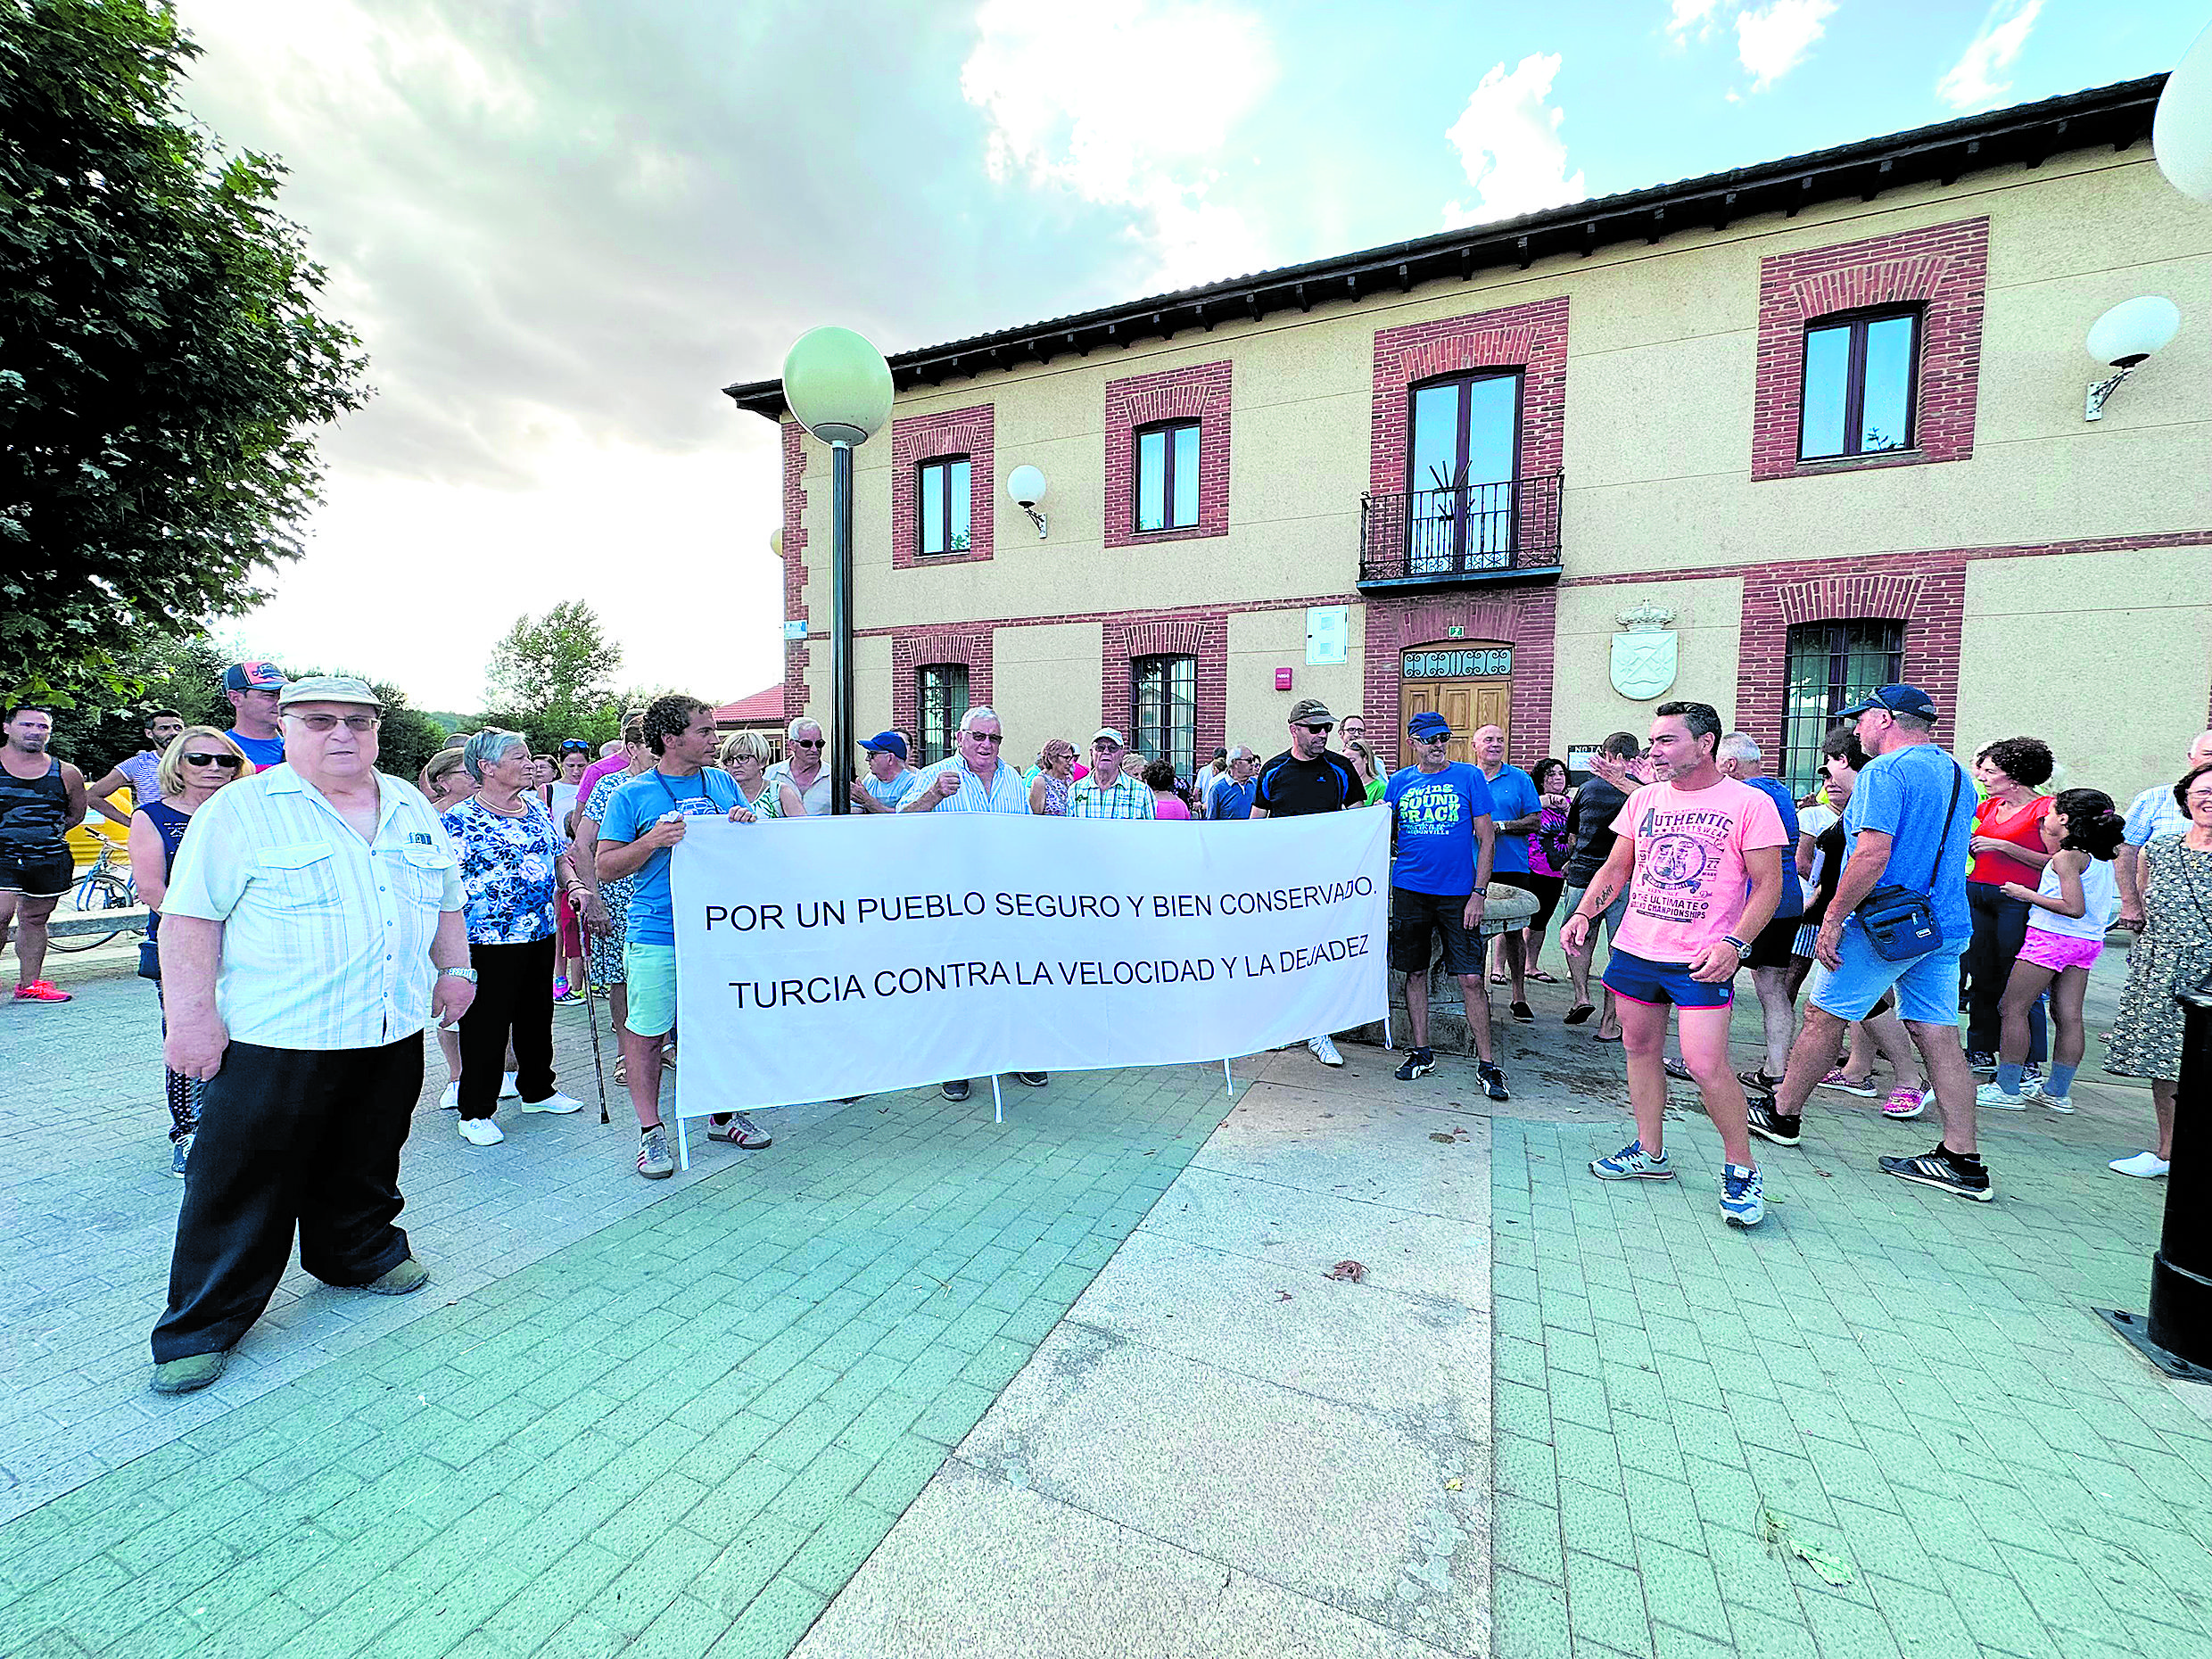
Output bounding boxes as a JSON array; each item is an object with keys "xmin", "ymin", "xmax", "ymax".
[{"xmin": 1357, "ymin": 473, "xmax": 1564, "ymax": 591}]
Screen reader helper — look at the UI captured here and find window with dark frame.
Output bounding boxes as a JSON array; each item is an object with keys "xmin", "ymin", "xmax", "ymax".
[
  {"xmin": 1131, "ymin": 654, "xmax": 1197, "ymax": 784},
  {"xmin": 917, "ymin": 664, "xmax": 970, "ymax": 765},
  {"xmin": 1133, "ymin": 420, "xmax": 1201, "ymax": 533},
  {"xmin": 1798, "ymin": 310, "xmax": 1919, "ymax": 461},
  {"xmin": 1781, "ymin": 620, "xmax": 1906, "ymax": 795},
  {"xmin": 1405, "ymin": 368, "xmax": 1523, "ymax": 573},
  {"xmin": 918, "ymin": 456, "xmax": 972, "ymax": 556}
]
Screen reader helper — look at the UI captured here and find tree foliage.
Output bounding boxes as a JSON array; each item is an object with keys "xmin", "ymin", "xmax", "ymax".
[
  {"xmin": 0, "ymin": 0, "xmax": 370, "ymax": 706},
  {"xmin": 483, "ymin": 600, "xmax": 624, "ymax": 751}
]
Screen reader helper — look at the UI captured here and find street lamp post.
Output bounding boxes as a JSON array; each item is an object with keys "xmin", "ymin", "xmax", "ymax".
[{"xmin": 780, "ymin": 326, "xmax": 894, "ymax": 815}]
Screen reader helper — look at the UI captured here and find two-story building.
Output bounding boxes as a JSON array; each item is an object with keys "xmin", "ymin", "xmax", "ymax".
[{"xmin": 724, "ymin": 74, "xmax": 2210, "ymax": 805}]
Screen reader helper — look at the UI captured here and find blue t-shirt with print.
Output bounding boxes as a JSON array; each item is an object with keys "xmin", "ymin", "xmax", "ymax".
[
  {"xmin": 1384, "ymin": 763, "xmax": 1497, "ymax": 896},
  {"xmin": 1480, "ymin": 764, "xmax": 1539, "ymax": 874},
  {"xmin": 599, "ymin": 767, "xmax": 744, "ymax": 946},
  {"xmin": 1743, "ymin": 776, "xmax": 1804, "ymax": 919},
  {"xmin": 442, "ymin": 797, "xmax": 563, "ymax": 945},
  {"xmin": 1842, "ymin": 743, "xmax": 1974, "ymax": 940}
]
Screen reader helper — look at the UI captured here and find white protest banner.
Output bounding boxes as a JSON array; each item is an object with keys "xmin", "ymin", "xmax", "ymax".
[{"xmin": 669, "ymin": 809, "xmax": 1388, "ymax": 1119}]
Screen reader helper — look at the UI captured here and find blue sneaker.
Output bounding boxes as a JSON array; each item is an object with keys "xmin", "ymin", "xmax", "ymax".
[
  {"xmin": 1721, "ymin": 1162, "xmax": 1765, "ymax": 1227},
  {"xmin": 1591, "ymin": 1140, "xmax": 1674, "ymax": 1181}
]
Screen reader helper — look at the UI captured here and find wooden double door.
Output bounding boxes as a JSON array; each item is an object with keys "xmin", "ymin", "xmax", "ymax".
[{"xmin": 1400, "ymin": 678, "xmax": 1511, "ymax": 768}]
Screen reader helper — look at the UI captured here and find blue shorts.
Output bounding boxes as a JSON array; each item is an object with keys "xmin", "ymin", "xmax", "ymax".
[
  {"xmin": 1808, "ymin": 923, "xmax": 1966, "ymax": 1027},
  {"xmin": 1602, "ymin": 947, "xmax": 1734, "ymax": 1010}
]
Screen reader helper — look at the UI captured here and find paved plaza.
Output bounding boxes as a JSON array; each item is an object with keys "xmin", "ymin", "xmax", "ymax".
[{"xmin": 2, "ymin": 944, "xmax": 2207, "ymax": 1657}]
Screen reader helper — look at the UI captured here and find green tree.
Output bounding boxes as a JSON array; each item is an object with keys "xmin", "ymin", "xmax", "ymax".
[
  {"xmin": 483, "ymin": 600, "xmax": 623, "ymax": 740},
  {"xmin": 0, "ymin": 0, "xmax": 370, "ymax": 707}
]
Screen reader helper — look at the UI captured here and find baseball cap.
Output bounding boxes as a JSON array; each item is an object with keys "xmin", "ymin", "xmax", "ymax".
[
  {"xmin": 1287, "ymin": 697, "xmax": 1335, "ymax": 727},
  {"xmin": 1835, "ymin": 684, "xmax": 1939, "ymax": 722},
  {"xmin": 1408, "ymin": 712, "xmax": 1451, "ymax": 740},
  {"xmin": 224, "ymin": 661, "xmax": 289, "ymax": 692},
  {"xmin": 860, "ymin": 730, "xmax": 909, "ymax": 760},
  {"xmin": 1092, "ymin": 728, "xmax": 1127, "ymax": 747},
  {"xmin": 277, "ymin": 675, "xmax": 384, "ymax": 710}
]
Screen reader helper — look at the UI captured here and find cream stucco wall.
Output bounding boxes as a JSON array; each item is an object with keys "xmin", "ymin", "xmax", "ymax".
[
  {"xmin": 991, "ymin": 623, "xmax": 1106, "ymax": 762},
  {"xmin": 1955, "ymin": 547, "xmax": 2212, "ymax": 809},
  {"xmin": 1549, "ymin": 578, "xmax": 1747, "ymax": 757},
  {"xmin": 1226, "ymin": 606, "xmax": 1368, "ymax": 755}
]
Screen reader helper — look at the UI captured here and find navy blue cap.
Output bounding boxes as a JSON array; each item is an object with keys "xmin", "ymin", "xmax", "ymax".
[
  {"xmin": 1835, "ymin": 684, "xmax": 1939, "ymax": 722},
  {"xmin": 1407, "ymin": 712, "xmax": 1451, "ymax": 740}
]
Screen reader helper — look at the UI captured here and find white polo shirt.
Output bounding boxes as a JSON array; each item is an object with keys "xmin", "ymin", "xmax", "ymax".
[
  {"xmin": 905, "ymin": 756, "xmax": 1029, "ymax": 814},
  {"xmin": 161, "ymin": 764, "xmax": 463, "ymax": 1051}
]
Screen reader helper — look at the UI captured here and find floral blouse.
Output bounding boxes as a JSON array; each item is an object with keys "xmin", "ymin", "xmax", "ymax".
[{"xmin": 442, "ymin": 796, "xmax": 563, "ymax": 945}]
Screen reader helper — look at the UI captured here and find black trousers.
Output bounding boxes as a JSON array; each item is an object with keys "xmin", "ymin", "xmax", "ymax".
[
  {"xmin": 152, "ymin": 1035, "xmax": 421, "ymax": 1362},
  {"xmin": 457, "ymin": 935, "xmax": 557, "ymax": 1118},
  {"xmin": 1965, "ymin": 882, "xmax": 2047, "ymax": 1061}
]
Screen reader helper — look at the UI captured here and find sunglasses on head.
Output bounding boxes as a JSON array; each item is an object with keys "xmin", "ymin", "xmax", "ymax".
[{"xmin": 183, "ymin": 752, "xmax": 243, "ymax": 769}]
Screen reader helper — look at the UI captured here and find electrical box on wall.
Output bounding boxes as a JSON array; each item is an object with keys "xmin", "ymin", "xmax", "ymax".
[{"xmin": 1275, "ymin": 668, "xmax": 1293, "ymax": 691}]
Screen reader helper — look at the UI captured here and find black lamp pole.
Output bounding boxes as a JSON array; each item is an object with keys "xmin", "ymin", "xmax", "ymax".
[
  {"xmin": 2100, "ymin": 986, "xmax": 2212, "ymax": 1382},
  {"xmin": 828, "ymin": 438, "xmax": 855, "ymax": 816}
]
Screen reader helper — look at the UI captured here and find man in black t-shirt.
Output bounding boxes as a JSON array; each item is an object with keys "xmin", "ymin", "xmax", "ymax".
[{"xmin": 1252, "ymin": 698, "xmax": 1366, "ymax": 1065}]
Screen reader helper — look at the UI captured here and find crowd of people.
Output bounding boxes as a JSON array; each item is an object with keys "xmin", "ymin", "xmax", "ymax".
[{"xmin": 1, "ymin": 657, "xmax": 2207, "ymax": 1391}]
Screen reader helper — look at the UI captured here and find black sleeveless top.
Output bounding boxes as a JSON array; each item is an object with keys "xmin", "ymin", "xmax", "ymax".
[
  {"xmin": 138, "ymin": 797, "xmax": 193, "ymax": 940},
  {"xmin": 0, "ymin": 756, "xmax": 68, "ymax": 856}
]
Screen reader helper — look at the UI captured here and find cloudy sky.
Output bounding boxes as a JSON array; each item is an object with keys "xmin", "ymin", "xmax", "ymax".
[{"xmin": 169, "ymin": 0, "xmax": 2204, "ymax": 714}]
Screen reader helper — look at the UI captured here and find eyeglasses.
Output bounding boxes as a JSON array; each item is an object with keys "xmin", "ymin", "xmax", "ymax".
[
  {"xmin": 289, "ymin": 714, "xmax": 380, "ymax": 733},
  {"xmin": 1300, "ymin": 724, "xmax": 1332, "ymax": 735},
  {"xmin": 790, "ymin": 739, "xmax": 823, "ymax": 748},
  {"xmin": 1415, "ymin": 734, "xmax": 1450, "ymax": 746},
  {"xmin": 964, "ymin": 732, "xmax": 1003, "ymax": 743},
  {"xmin": 182, "ymin": 752, "xmax": 243, "ymax": 769}
]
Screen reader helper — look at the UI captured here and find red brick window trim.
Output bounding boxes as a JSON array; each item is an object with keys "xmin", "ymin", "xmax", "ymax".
[
  {"xmin": 1104, "ymin": 362, "xmax": 1231, "ymax": 549},
  {"xmin": 1100, "ymin": 612, "xmax": 1226, "ymax": 772},
  {"xmin": 1370, "ymin": 297, "xmax": 1569, "ymax": 504},
  {"xmin": 889, "ymin": 629, "xmax": 995, "ymax": 758},
  {"xmin": 892, "ymin": 406, "xmax": 995, "ymax": 569},
  {"xmin": 1752, "ymin": 218, "xmax": 1988, "ymax": 483}
]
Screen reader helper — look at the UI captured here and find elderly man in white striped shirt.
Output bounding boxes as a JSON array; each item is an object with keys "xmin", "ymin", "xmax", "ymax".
[{"xmin": 149, "ymin": 676, "xmax": 476, "ymax": 1396}]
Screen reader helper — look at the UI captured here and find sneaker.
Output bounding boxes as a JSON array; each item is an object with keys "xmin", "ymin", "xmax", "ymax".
[
  {"xmin": 150, "ymin": 1351, "xmax": 228, "ymax": 1395},
  {"xmin": 458, "ymin": 1117, "xmax": 504, "ymax": 1146},
  {"xmin": 1591, "ymin": 1140, "xmax": 1675, "ymax": 1181},
  {"xmin": 638, "ymin": 1122, "xmax": 675, "ymax": 1178},
  {"xmin": 1308, "ymin": 1035, "xmax": 1345, "ymax": 1067},
  {"xmin": 1735, "ymin": 1068, "xmax": 1783, "ymax": 1093},
  {"xmin": 498, "ymin": 1072, "xmax": 520, "ymax": 1099},
  {"xmin": 438, "ymin": 1081, "xmax": 460, "ymax": 1110},
  {"xmin": 169, "ymin": 1135, "xmax": 193, "ymax": 1178},
  {"xmin": 1721, "ymin": 1162, "xmax": 1765, "ymax": 1227},
  {"xmin": 1818, "ymin": 1070, "xmax": 1878, "ymax": 1098},
  {"xmin": 941, "ymin": 1078, "xmax": 971, "ymax": 1102},
  {"xmin": 1881, "ymin": 1087, "xmax": 1927, "ymax": 1120},
  {"xmin": 709, "ymin": 1110, "xmax": 772, "ymax": 1150},
  {"xmin": 518, "ymin": 1091, "xmax": 583, "ymax": 1114},
  {"xmin": 1510, "ymin": 1001, "xmax": 1534, "ymax": 1022},
  {"xmin": 365, "ymin": 1258, "xmax": 430, "ymax": 1296},
  {"xmin": 2022, "ymin": 1063, "xmax": 2045, "ymax": 1093},
  {"xmin": 2040, "ymin": 1093, "xmax": 2075, "ymax": 1114},
  {"xmin": 1017, "ymin": 1071, "xmax": 1050, "ymax": 1087},
  {"xmin": 553, "ymin": 989, "xmax": 587, "ymax": 1007},
  {"xmin": 1965, "ymin": 1050, "xmax": 1997, "ymax": 1075},
  {"xmin": 1663, "ymin": 1057, "xmax": 1695, "ymax": 1083},
  {"xmin": 1746, "ymin": 1096, "xmax": 1801, "ymax": 1147},
  {"xmin": 1395, "ymin": 1048, "xmax": 1436, "ymax": 1082},
  {"xmin": 1478, "ymin": 1060, "xmax": 1510, "ymax": 1102},
  {"xmin": 12, "ymin": 980, "xmax": 70, "ymax": 1003},
  {"xmin": 1975, "ymin": 1081, "xmax": 2027, "ymax": 1110},
  {"xmin": 1879, "ymin": 1144, "xmax": 1993, "ymax": 1201},
  {"xmin": 2109, "ymin": 1151, "xmax": 2170, "ymax": 1178}
]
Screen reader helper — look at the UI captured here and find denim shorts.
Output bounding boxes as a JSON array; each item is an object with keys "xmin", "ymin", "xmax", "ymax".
[
  {"xmin": 1602, "ymin": 946, "xmax": 1734, "ymax": 1010},
  {"xmin": 1806, "ymin": 922, "xmax": 1967, "ymax": 1026}
]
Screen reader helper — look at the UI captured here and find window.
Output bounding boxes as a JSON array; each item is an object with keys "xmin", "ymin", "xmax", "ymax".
[
  {"xmin": 1799, "ymin": 310, "xmax": 1919, "ymax": 461},
  {"xmin": 1781, "ymin": 620, "xmax": 1905, "ymax": 793},
  {"xmin": 917, "ymin": 664, "xmax": 970, "ymax": 764},
  {"xmin": 1132, "ymin": 655, "xmax": 1196, "ymax": 783},
  {"xmin": 1134, "ymin": 421, "xmax": 1201, "ymax": 532},
  {"xmin": 1406, "ymin": 370, "xmax": 1522, "ymax": 573},
  {"xmin": 918, "ymin": 457, "xmax": 971, "ymax": 556}
]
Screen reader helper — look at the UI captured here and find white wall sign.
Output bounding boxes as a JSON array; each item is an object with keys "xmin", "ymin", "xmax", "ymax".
[
  {"xmin": 1306, "ymin": 606, "xmax": 1349, "ymax": 665},
  {"xmin": 782, "ymin": 619, "xmax": 808, "ymax": 641},
  {"xmin": 670, "ymin": 811, "xmax": 1389, "ymax": 1119}
]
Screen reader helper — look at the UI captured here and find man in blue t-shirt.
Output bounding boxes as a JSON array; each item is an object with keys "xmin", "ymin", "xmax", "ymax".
[
  {"xmin": 595, "ymin": 694, "xmax": 761, "ymax": 1178},
  {"xmin": 1752, "ymin": 685, "xmax": 1987, "ymax": 1203},
  {"xmin": 1472, "ymin": 723, "xmax": 1543, "ymax": 1020},
  {"xmin": 1719, "ymin": 732, "xmax": 1805, "ymax": 1093},
  {"xmin": 1384, "ymin": 712, "xmax": 1508, "ymax": 1101}
]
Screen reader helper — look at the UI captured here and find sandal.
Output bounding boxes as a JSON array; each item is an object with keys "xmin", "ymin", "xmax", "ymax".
[
  {"xmin": 1594, "ymin": 1028, "xmax": 1622, "ymax": 1043},
  {"xmin": 1527, "ymin": 970, "xmax": 1560, "ymax": 985},
  {"xmin": 1490, "ymin": 972, "xmax": 1509, "ymax": 985},
  {"xmin": 1563, "ymin": 1003, "xmax": 1597, "ymax": 1026}
]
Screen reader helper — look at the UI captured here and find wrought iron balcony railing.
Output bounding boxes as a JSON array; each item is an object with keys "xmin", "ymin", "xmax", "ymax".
[{"xmin": 1358, "ymin": 472, "xmax": 1564, "ymax": 588}]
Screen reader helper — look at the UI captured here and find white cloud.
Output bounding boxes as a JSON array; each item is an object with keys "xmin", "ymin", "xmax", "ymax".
[
  {"xmin": 1735, "ymin": 0, "xmax": 1837, "ymax": 92},
  {"xmin": 1440, "ymin": 54, "xmax": 1587, "ymax": 229},
  {"xmin": 1936, "ymin": 0, "xmax": 2043, "ymax": 112},
  {"xmin": 960, "ymin": 0, "xmax": 1277, "ymax": 288},
  {"xmin": 1667, "ymin": 0, "xmax": 1722, "ymax": 41}
]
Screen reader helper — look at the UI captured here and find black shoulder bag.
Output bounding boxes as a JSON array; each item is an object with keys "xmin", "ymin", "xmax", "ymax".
[{"xmin": 1854, "ymin": 759, "xmax": 1965, "ymax": 962}]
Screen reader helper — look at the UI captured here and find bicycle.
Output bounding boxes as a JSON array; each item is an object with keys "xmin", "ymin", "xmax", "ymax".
[{"xmin": 49, "ymin": 843, "xmax": 141, "ymax": 953}]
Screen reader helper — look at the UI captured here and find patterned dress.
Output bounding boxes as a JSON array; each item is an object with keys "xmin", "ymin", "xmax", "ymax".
[
  {"xmin": 1037, "ymin": 773, "xmax": 1070, "ymax": 816},
  {"xmin": 2104, "ymin": 834, "xmax": 2212, "ymax": 1081},
  {"xmin": 581, "ymin": 769, "xmax": 641, "ymax": 987}
]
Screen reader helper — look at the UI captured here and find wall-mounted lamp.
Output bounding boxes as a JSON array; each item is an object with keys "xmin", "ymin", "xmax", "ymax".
[
  {"xmin": 769, "ymin": 527, "xmax": 783, "ymax": 559},
  {"xmin": 2084, "ymin": 296, "xmax": 2180, "ymax": 421},
  {"xmin": 1006, "ymin": 465, "xmax": 1049, "ymax": 538},
  {"xmin": 2154, "ymin": 20, "xmax": 2212, "ymax": 202}
]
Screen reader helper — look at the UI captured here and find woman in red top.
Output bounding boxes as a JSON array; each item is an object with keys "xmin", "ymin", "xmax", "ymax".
[{"xmin": 1964, "ymin": 737, "xmax": 2055, "ymax": 1071}]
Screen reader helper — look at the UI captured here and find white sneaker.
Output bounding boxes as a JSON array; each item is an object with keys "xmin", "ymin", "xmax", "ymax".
[
  {"xmin": 498, "ymin": 1072, "xmax": 520, "ymax": 1099},
  {"xmin": 438, "ymin": 1081, "xmax": 459, "ymax": 1111},
  {"xmin": 1307, "ymin": 1035, "xmax": 1344, "ymax": 1068},
  {"xmin": 2040, "ymin": 1094, "xmax": 2076, "ymax": 1114},
  {"xmin": 519, "ymin": 1091, "xmax": 583, "ymax": 1115},
  {"xmin": 1975, "ymin": 1082, "xmax": 2026, "ymax": 1110},
  {"xmin": 458, "ymin": 1117, "xmax": 505, "ymax": 1146},
  {"xmin": 2109, "ymin": 1151, "xmax": 2170, "ymax": 1178}
]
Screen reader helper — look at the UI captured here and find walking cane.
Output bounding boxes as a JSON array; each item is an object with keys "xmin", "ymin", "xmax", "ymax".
[{"xmin": 573, "ymin": 892, "xmax": 611, "ymax": 1124}]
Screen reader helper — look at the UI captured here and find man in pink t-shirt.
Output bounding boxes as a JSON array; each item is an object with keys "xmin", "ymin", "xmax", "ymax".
[{"xmin": 1559, "ymin": 701, "xmax": 1787, "ymax": 1227}]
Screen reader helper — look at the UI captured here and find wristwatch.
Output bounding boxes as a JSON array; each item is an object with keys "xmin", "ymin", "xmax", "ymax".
[
  {"xmin": 1721, "ymin": 935, "xmax": 1752, "ymax": 955},
  {"xmin": 439, "ymin": 966, "xmax": 479, "ymax": 983}
]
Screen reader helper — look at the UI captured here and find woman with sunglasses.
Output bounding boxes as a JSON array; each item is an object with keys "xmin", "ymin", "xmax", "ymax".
[{"xmin": 127, "ymin": 728, "xmax": 252, "ymax": 1176}]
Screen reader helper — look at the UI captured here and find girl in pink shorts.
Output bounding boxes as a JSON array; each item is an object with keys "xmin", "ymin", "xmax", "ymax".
[{"xmin": 1979, "ymin": 789, "xmax": 2124, "ymax": 1111}]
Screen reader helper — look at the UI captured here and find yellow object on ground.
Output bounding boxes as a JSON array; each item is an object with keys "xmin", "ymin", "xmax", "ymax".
[{"xmin": 66, "ymin": 791, "xmax": 133, "ymax": 870}]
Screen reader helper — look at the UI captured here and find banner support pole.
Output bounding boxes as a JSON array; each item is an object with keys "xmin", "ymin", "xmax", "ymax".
[
  {"xmin": 990, "ymin": 1073, "xmax": 1003, "ymax": 1125},
  {"xmin": 1222, "ymin": 1059, "xmax": 1234, "ymax": 1100}
]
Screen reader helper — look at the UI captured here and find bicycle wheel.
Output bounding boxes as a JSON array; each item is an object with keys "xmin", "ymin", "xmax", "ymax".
[{"xmin": 48, "ymin": 872, "xmax": 137, "ymax": 953}]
